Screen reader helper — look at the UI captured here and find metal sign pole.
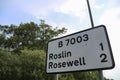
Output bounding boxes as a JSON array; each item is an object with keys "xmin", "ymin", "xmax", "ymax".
[
  {"xmin": 54, "ymin": 74, "xmax": 58, "ymax": 80},
  {"xmin": 86, "ymin": 0, "xmax": 94, "ymax": 28},
  {"xmin": 86, "ymin": 0, "xmax": 104, "ymax": 80},
  {"xmin": 99, "ymin": 70, "xmax": 104, "ymax": 80}
]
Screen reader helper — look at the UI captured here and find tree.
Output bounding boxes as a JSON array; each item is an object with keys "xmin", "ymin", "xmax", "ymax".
[
  {"xmin": 0, "ymin": 49, "xmax": 21, "ymax": 80},
  {"xmin": 0, "ymin": 49, "xmax": 54, "ymax": 80},
  {"xmin": 0, "ymin": 25, "xmax": 8, "ymax": 49},
  {"xmin": 59, "ymin": 73, "xmax": 75, "ymax": 80},
  {"xmin": 37, "ymin": 20, "xmax": 66, "ymax": 50},
  {"xmin": 0, "ymin": 20, "xmax": 67, "ymax": 52},
  {"xmin": 19, "ymin": 49, "xmax": 46, "ymax": 80},
  {"xmin": 0, "ymin": 34, "xmax": 5, "ymax": 48}
]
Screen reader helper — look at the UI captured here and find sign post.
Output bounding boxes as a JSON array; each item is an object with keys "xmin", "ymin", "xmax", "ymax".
[
  {"xmin": 54, "ymin": 74, "xmax": 58, "ymax": 80},
  {"xmin": 86, "ymin": 0, "xmax": 94, "ymax": 28}
]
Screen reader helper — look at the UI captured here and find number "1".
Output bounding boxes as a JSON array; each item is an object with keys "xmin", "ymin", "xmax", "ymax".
[{"xmin": 99, "ymin": 43, "xmax": 104, "ymax": 51}]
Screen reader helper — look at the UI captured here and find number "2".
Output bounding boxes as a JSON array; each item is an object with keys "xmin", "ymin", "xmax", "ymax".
[{"xmin": 100, "ymin": 53, "xmax": 108, "ymax": 62}]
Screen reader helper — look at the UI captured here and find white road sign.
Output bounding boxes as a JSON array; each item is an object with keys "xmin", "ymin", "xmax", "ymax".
[{"xmin": 46, "ymin": 25, "xmax": 115, "ymax": 74}]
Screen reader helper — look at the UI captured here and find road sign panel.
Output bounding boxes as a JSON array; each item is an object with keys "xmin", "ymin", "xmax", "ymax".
[{"xmin": 46, "ymin": 25, "xmax": 115, "ymax": 74}]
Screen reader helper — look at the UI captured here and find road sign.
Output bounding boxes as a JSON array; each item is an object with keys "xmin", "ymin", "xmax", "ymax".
[{"xmin": 46, "ymin": 25, "xmax": 115, "ymax": 74}]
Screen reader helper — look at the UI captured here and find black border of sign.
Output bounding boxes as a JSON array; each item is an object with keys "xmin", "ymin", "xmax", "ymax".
[{"xmin": 46, "ymin": 25, "xmax": 115, "ymax": 74}]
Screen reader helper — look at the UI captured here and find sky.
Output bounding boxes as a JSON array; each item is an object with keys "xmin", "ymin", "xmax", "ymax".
[{"xmin": 0, "ymin": 0, "xmax": 120, "ymax": 79}]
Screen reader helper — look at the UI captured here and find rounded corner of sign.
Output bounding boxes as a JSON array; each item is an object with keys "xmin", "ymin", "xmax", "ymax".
[
  {"xmin": 98, "ymin": 24, "xmax": 105, "ymax": 27},
  {"xmin": 99, "ymin": 25, "xmax": 107, "ymax": 32},
  {"xmin": 111, "ymin": 62, "xmax": 115, "ymax": 69},
  {"xmin": 102, "ymin": 25, "xmax": 106, "ymax": 29},
  {"xmin": 101, "ymin": 24, "xmax": 105, "ymax": 27},
  {"xmin": 107, "ymin": 63, "xmax": 115, "ymax": 70},
  {"xmin": 46, "ymin": 69, "xmax": 49, "ymax": 74},
  {"xmin": 96, "ymin": 25, "xmax": 106, "ymax": 29},
  {"xmin": 46, "ymin": 71, "xmax": 50, "ymax": 74},
  {"xmin": 109, "ymin": 58, "xmax": 115, "ymax": 69}
]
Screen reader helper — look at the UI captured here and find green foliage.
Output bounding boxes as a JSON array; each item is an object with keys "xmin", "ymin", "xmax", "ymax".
[
  {"xmin": 0, "ymin": 34, "xmax": 5, "ymax": 48},
  {"xmin": 0, "ymin": 49, "xmax": 54, "ymax": 80},
  {"xmin": 0, "ymin": 20, "xmax": 67, "ymax": 52},
  {"xmin": 73, "ymin": 71, "xmax": 99, "ymax": 80},
  {"xmin": 19, "ymin": 49, "xmax": 47, "ymax": 80},
  {"xmin": 0, "ymin": 49, "xmax": 21, "ymax": 80},
  {"xmin": 59, "ymin": 73, "xmax": 75, "ymax": 80}
]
